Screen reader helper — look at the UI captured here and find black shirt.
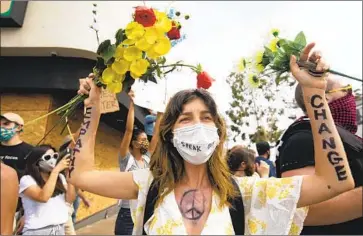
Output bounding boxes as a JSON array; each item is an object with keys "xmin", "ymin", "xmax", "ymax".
[
  {"xmin": 0, "ymin": 142, "xmax": 33, "ymax": 179},
  {"xmin": 278, "ymin": 130, "xmax": 363, "ymax": 235},
  {"xmin": 0, "ymin": 141, "xmax": 33, "ymax": 212}
]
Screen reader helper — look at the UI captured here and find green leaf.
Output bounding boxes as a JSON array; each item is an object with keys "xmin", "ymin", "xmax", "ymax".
[
  {"xmin": 97, "ymin": 40, "xmax": 111, "ymax": 55},
  {"xmin": 97, "ymin": 40, "xmax": 116, "ymax": 63},
  {"xmin": 115, "ymin": 29, "xmax": 125, "ymax": 46},
  {"xmin": 94, "ymin": 57, "xmax": 106, "ymax": 71},
  {"xmin": 157, "ymin": 57, "xmax": 166, "ymax": 65},
  {"xmin": 105, "ymin": 57, "xmax": 115, "ymax": 66},
  {"xmin": 264, "ymin": 46, "xmax": 274, "ymax": 58},
  {"xmin": 122, "ymin": 72, "xmax": 135, "ymax": 93},
  {"xmin": 156, "ymin": 67, "xmax": 162, "ymax": 78},
  {"xmin": 294, "ymin": 31, "xmax": 307, "ymax": 49}
]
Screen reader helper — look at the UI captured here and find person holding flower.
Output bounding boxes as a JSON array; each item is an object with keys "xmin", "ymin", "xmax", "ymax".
[
  {"xmin": 115, "ymin": 89, "xmax": 162, "ymax": 235},
  {"xmin": 69, "ymin": 43, "xmax": 354, "ymax": 235}
]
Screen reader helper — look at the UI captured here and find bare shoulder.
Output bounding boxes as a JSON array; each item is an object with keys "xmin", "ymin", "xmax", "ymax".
[{"xmin": 0, "ymin": 163, "xmax": 18, "ymax": 183}]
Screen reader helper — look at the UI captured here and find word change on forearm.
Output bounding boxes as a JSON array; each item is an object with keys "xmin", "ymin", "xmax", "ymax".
[{"xmin": 311, "ymin": 95, "xmax": 347, "ymax": 181}]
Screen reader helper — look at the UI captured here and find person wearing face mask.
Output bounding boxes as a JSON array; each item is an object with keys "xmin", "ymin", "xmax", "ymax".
[
  {"xmin": 254, "ymin": 141, "xmax": 276, "ymax": 177},
  {"xmin": 0, "ymin": 113, "xmax": 33, "ymax": 234},
  {"xmin": 115, "ymin": 90, "xmax": 163, "ymax": 235},
  {"xmin": 19, "ymin": 144, "xmax": 70, "ymax": 235},
  {"xmin": 275, "ymin": 50, "xmax": 363, "ymax": 234},
  {"xmin": 69, "ymin": 43, "xmax": 355, "ymax": 235}
]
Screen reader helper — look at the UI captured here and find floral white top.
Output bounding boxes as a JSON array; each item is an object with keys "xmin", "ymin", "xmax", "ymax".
[{"xmin": 131, "ymin": 169, "xmax": 308, "ymax": 235}]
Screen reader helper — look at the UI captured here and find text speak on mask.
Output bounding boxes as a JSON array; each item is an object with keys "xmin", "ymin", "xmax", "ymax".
[{"xmin": 180, "ymin": 141, "xmax": 216, "ymax": 152}]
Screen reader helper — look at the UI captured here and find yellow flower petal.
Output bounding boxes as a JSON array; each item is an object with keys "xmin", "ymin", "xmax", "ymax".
[
  {"xmin": 122, "ymin": 39, "xmax": 137, "ymax": 46},
  {"xmin": 107, "ymin": 82, "xmax": 122, "ymax": 94},
  {"xmin": 146, "ymin": 47, "xmax": 161, "ymax": 59},
  {"xmin": 255, "ymin": 51, "xmax": 264, "ymax": 64},
  {"xmin": 153, "ymin": 36, "xmax": 171, "ymax": 56},
  {"xmin": 269, "ymin": 38, "xmax": 279, "ymax": 52},
  {"xmin": 123, "ymin": 46, "xmax": 142, "ymax": 62},
  {"xmin": 256, "ymin": 64, "xmax": 265, "ymax": 73},
  {"xmin": 114, "ymin": 73, "xmax": 126, "ymax": 83},
  {"xmin": 248, "ymin": 74, "xmax": 260, "ymax": 88},
  {"xmin": 154, "ymin": 11, "xmax": 172, "ymax": 33},
  {"xmin": 114, "ymin": 46, "xmax": 125, "ymax": 59},
  {"xmin": 125, "ymin": 22, "xmax": 145, "ymax": 40},
  {"xmin": 130, "ymin": 58, "xmax": 150, "ymax": 76},
  {"xmin": 112, "ymin": 60, "xmax": 130, "ymax": 75},
  {"xmin": 237, "ymin": 58, "xmax": 246, "ymax": 72},
  {"xmin": 135, "ymin": 38, "xmax": 153, "ymax": 51},
  {"xmin": 101, "ymin": 68, "xmax": 116, "ymax": 85},
  {"xmin": 144, "ymin": 27, "xmax": 160, "ymax": 44},
  {"xmin": 130, "ymin": 71, "xmax": 142, "ymax": 79}
]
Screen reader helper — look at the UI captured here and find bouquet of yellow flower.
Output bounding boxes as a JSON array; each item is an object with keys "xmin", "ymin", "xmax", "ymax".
[
  {"xmin": 239, "ymin": 29, "xmax": 361, "ymax": 89},
  {"xmin": 54, "ymin": 5, "xmax": 214, "ymax": 119}
]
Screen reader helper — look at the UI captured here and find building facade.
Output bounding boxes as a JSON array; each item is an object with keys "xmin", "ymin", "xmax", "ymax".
[{"xmin": 1, "ymin": 1, "xmax": 148, "ymax": 224}]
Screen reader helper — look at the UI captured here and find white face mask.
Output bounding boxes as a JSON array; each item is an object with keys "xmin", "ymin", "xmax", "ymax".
[
  {"xmin": 173, "ymin": 124, "xmax": 220, "ymax": 165},
  {"xmin": 38, "ymin": 152, "xmax": 59, "ymax": 172}
]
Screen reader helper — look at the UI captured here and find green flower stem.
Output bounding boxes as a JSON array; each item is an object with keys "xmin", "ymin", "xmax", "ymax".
[
  {"xmin": 158, "ymin": 63, "xmax": 198, "ymax": 71},
  {"xmin": 297, "ymin": 60, "xmax": 362, "ymax": 82},
  {"xmin": 327, "ymin": 69, "xmax": 362, "ymax": 82}
]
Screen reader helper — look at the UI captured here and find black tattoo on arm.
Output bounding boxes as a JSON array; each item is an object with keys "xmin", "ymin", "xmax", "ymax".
[
  {"xmin": 310, "ymin": 95, "xmax": 347, "ymax": 181},
  {"xmin": 68, "ymin": 107, "xmax": 93, "ymax": 178},
  {"xmin": 179, "ymin": 189, "xmax": 206, "ymax": 223}
]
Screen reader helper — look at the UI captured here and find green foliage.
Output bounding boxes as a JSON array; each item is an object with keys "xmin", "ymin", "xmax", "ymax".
[
  {"xmin": 226, "ymin": 71, "xmax": 297, "ymax": 145},
  {"xmin": 96, "ymin": 39, "xmax": 116, "ymax": 63},
  {"xmin": 115, "ymin": 28, "xmax": 125, "ymax": 46}
]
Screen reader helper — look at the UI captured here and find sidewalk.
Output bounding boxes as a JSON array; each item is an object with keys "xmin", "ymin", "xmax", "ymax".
[{"xmin": 76, "ymin": 215, "xmax": 116, "ymax": 235}]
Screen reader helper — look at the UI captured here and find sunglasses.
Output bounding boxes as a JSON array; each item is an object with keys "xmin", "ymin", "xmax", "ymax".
[
  {"xmin": 40, "ymin": 152, "xmax": 59, "ymax": 161},
  {"xmin": 326, "ymin": 84, "xmax": 352, "ymax": 94}
]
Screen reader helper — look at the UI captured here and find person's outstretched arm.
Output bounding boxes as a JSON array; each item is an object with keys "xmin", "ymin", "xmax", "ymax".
[
  {"xmin": 290, "ymin": 43, "xmax": 354, "ymax": 208},
  {"xmin": 119, "ymin": 90, "xmax": 135, "ymax": 158},
  {"xmin": 148, "ymin": 112, "xmax": 163, "ymax": 156},
  {"xmin": 68, "ymin": 75, "xmax": 139, "ymax": 200},
  {"xmin": 0, "ymin": 163, "xmax": 18, "ymax": 235}
]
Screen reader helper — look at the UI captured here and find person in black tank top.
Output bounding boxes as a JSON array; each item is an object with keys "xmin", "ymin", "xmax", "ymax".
[{"xmin": 276, "ymin": 77, "xmax": 363, "ymax": 235}]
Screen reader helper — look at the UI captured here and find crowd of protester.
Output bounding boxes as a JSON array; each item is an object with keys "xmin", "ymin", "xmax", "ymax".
[{"xmin": 1, "ymin": 44, "xmax": 362, "ymax": 235}]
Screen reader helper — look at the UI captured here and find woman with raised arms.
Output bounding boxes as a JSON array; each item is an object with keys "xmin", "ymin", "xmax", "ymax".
[{"xmin": 68, "ymin": 43, "xmax": 354, "ymax": 235}]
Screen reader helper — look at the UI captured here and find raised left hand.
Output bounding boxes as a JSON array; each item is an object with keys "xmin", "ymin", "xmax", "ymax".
[{"xmin": 290, "ymin": 43, "xmax": 329, "ymax": 91}]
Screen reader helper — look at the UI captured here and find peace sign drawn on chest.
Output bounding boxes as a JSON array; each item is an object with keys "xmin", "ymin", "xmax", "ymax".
[{"xmin": 178, "ymin": 189, "xmax": 206, "ymax": 221}]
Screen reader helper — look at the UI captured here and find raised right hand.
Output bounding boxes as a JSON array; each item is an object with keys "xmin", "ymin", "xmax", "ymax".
[
  {"xmin": 54, "ymin": 158, "xmax": 70, "ymax": 173},
  {"xmin": 78, "ymin": 73, "xmax": 102, "ymax": 107}
]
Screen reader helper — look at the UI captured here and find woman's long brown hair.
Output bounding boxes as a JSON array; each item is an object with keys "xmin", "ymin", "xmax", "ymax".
[{"xmin": 149, "ymin": 89, "xmax": 237, "ymax": 208}]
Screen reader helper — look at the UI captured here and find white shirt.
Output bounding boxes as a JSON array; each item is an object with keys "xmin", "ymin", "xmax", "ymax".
[
  {"xmin": 19, "ymin": 174, "xmax": 68, "ymax": 231},
  {"xmin": 130, "ymin": 169, "xmax": 309, "ymax": 235}
]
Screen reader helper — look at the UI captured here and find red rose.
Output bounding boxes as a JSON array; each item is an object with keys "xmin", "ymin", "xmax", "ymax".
[
  {"xmin": 134, "ymin": 6, "xmax": 156, "ymax": 27},
  {"xmin": 167, "ymin": 22, "xmax": 181, "ymax": 40},
  {"xmin": 197, "ymin": 71, "xmax": 214, "ymax": 89}
]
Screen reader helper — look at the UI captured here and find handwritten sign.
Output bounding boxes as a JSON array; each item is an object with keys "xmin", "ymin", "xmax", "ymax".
[{"xmin": 100, "ymin": 88, "xmax": 120, "ymax": 114}]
